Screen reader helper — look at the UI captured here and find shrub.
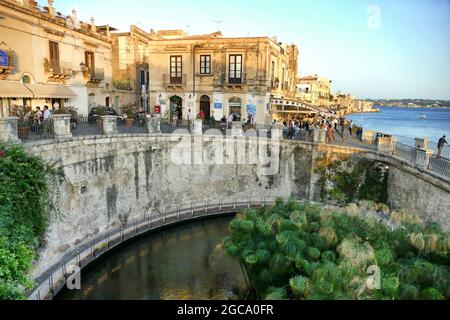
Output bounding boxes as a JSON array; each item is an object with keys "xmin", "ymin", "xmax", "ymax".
[
  {"xmin": 0, "ymin": 143, "xmax": 56, "ymax": 299},
  {"xmin": 224, "ymin": 198, "xmax": 449, "ymax": 300}
]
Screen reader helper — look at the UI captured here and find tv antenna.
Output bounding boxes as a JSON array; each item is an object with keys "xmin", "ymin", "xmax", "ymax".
[{"xmin": 211, "ymin": 20, "xmax": 223, "ymax": 31}]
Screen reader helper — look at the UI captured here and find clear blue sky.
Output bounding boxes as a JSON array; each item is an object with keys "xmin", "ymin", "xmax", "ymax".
[{"xmin": 42, "ymin": 0, "xmax": 450, "ymax": 100}]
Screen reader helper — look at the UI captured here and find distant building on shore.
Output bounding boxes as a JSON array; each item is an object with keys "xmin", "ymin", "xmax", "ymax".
[{"xmin": 353, "ymin": 100, "xmax": 376, "ymax": 113}]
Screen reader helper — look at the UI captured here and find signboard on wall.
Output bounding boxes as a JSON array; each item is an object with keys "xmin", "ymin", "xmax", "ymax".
[
  {"xmin": 214, "ymin": 103, "xmax": 223, "ymax": 109},
  {"xmin": 246, "ymin": 104, "xmax": 257, "ymax": 116},
  {"xmin": 0, "ymin": 50, "xmax": 9, "ymax": 67}
]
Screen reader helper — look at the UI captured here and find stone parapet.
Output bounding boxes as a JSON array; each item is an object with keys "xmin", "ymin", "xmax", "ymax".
[
  {"xmin": 101, "ymin": 116, "xmax": 118, "ymax": 135},
  {"xmin": 0, "ymin": 117, "xmax": 20, "ymax": 144},
  {"xmin": 52, "ymin": 114, "xmax": 73, "ymax": 140},
  {"xmin": 146, "ymin": 116, "xmax": 161, "ymax": 134}
]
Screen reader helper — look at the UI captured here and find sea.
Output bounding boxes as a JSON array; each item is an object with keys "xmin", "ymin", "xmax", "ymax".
[{"xmin": 347, "ymin": 107, "xmax": 450, "ymax": 143}]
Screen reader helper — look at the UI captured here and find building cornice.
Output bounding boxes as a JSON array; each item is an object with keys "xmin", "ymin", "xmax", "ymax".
[{"xmin": 0, "ymin": 0, "xmax": 111, "ymax": 44}]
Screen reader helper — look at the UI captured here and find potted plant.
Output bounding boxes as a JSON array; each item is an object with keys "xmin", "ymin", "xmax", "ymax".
[
  {"xmin": 121, "ymin": 104, "xmax": 135, "ymax": 127},
  {"xmin": 11, "ymin": 105, "xmax": 32, "ymax": 140}
]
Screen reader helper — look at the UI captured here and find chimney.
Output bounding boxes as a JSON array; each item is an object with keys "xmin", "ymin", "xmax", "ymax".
[
  {"xmin": 90, "ymin": 17, "xmax": 96, "ymax": 32},
  {"xmin": 47, "ymin": 0, "xmax": 55, "ymax": 16}
]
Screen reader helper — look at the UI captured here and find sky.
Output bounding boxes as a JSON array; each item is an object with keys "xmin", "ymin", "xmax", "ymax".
[{"xmin": 40, "ymin": 0, "xmax": 450, "ymax": 100}]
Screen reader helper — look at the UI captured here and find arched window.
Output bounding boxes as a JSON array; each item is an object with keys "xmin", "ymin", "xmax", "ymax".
[{"xmin": 21, "ymin": 75, "xmax": 31, "ymax": 84}]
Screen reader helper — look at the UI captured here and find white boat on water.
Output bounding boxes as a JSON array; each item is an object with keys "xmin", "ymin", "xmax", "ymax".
[{"xmin": 418, "ymin": 114, "xmax": 427, "ymax": 119}]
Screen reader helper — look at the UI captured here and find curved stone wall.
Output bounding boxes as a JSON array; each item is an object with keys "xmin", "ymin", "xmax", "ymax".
[{"xmin": 25, "ymin": 134, "xmax": 450, "ymax": 278}]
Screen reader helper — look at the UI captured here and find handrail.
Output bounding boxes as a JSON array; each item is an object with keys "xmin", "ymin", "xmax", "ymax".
[{"xmin": 27, "ymin": 197, "xmax": 282, "ymax": 300}]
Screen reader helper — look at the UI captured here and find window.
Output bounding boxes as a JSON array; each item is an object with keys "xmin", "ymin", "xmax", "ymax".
[
  {"xmin": 170, "ymin": 56, "xmax": 182, "ymax": 84},
  {"xmin": 49, "ymin": 41, "xmax": 60, "ymax": 72},
  {"xmin": 85, "ymin": 51, "xmax": 95, "ymax": 72},
  {"xmin": 200, "ymin": 55, "xmax": 211, "ymax": 74},
  {"xmin": 229, "ymin": 54, "xmax": 242, "ymax": 84},
  {"xmin": 21, "ymin": 75, "xmax": 31, "ymax": 84}
]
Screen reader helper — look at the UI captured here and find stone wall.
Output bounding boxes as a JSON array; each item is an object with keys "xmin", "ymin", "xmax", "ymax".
[
  {"xmin": 24, "ymin": 134, "xmax": 450, "ymax": 277},
  {"xmin": 26, "ymin": 135, "xmax": 315, "ymax": 276},
  {"xmin": 388, "ymin": 166, "xmax": 450, "ymax": 230}
]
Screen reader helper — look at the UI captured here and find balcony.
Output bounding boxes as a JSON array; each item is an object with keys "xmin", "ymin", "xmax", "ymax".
[
  {"xmin": 44, "ymin": 58, "xmax": 73, "ymax": 81},
  {"xmin": 269, "ymin": 78, "xmax": 280, "ymax": 91},
  {"xmin": 89, "ymin": 68, "xmax": 105, "ymax": 82},
  {"xmin": 162, "ymin": 74, "xmax": 187, "ymax": 88},
  {"xmin": 225, "ymin": 73, "xmax": 246, "ymax": 87}
]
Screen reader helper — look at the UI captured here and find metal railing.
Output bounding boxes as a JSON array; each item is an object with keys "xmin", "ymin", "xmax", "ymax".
[
  {"xmin": 117, "ymin": 118, "xmax": 147, "ymax": 134},
  {"xmin": 19, "ymin": 119, "xmax": 54, "ymax": 143},
  {"xmin": 162, "ymin": 74, "xmax": 187, "ymax": 86},
  {"xmin": 160, "ymin": 119, "xmax": 191, "ymax": 134},
  {"xmin": 28, "ymin": 197, "xmax": 283, "ymax": 300},
  {"xmin": 71, "ymin": 117, "xmax": 102, "ymax": 137},
  {"xmin": 429, "ymin": 155, "xmax": 450, "ymax": 177},
  {"xmin": 393, "ymin": 142, "xmax": 417, "ymax": 164},
  {"xmin": 89, "ymin": 68, "xmax": 105, "ymax": 82}
]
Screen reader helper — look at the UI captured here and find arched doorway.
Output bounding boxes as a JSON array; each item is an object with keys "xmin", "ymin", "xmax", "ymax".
[
  {"xmin": 228, "ymin": 97, "xmax": 242, "ymax": 121},
  {"xmin": 169, "ymin": 95, "xmax": 183, "ymax": 121},
  {"xmin": 200, "ymin": 95, "xmax": 211, "ymax": 119},
  {"xmin": 114, "ymin": 96, "xmax": 119, "ymax": 112},
  {"xmin": 88, "ymin": 93, "xmax": 96, "ymax": 111}
]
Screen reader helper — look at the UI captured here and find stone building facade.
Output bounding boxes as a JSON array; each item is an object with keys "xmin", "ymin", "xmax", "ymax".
[
  {"xmin": 0, "ymin": 0, "xmax": 113, "ymax": 117},
  {"xmin": 296, "ymin": 75, "xmax": 332, "ymax": 106},
  {"xmin": 112, "ymin": 29, "xmax": 299, "ymax": 124},
  {"xmin": 111, "ymin": 25, "xmax": 154, "ymax": 113}
]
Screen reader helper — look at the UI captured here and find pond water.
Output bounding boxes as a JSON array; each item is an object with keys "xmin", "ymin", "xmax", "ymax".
[{"xmin": 57, "ymin": 217, "xmax": 246, "ymax": 300}]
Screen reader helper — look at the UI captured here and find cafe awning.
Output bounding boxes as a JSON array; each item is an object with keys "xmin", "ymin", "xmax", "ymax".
[
  {"xmin": 0, "ymin": 80, "xmax": 33, "ymax": 98},
  {"xmin": 24, "ymin": 83, "xmax": 77, "ymax": 99}
]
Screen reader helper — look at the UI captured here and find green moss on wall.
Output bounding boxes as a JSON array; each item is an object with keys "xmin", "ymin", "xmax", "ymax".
[{"xmin": 317, "ymin": 159, "xmax": 389, "ymax": 206}]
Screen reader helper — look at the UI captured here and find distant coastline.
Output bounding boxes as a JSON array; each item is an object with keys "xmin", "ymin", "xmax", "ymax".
[{"xmin": 366, "ymin": 99, "xmax": 450, "ymax": 109}]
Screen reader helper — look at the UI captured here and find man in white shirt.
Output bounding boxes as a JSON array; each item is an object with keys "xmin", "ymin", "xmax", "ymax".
[
  {"xmin": 43, "ymin": 106, "xmax": 51, "ymax": 120},
  {"xmin": 186, "ymin": 108, "xmax": 194, "ymax": 130},
  {"xmin": 43, "ymin": 106, "xmax": 52, "ymax": 136}
]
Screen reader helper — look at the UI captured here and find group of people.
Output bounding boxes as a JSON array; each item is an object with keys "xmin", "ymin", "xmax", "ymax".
[
  {"xmin": 282, "ymin": 115, "xmax": 354, "ymax": 144},
  {"xmin": 32, "ymin": 106, "xmax": 52, "ymax": 125}
]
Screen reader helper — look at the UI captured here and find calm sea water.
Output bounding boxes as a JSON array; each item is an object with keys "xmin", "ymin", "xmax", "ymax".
[{"xmin": 347, "ymin": 107, "xmax": 450, "ymax": 143}]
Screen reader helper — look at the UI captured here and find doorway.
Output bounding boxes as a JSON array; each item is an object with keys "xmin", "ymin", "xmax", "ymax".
[
  {"xmin": 169, "ymin": 95, "xmax": 183, "ymax": 120},
  {"xmin": 200, "ymin": 95, "xmax": 211, "ymax": 119},
  {"xmin": 114, "ymin": 96, "xmax": 119, "ymax": 112},
  {"xmin": 228, "ymin": 97, "xmax": 242, "ymax": 121}
]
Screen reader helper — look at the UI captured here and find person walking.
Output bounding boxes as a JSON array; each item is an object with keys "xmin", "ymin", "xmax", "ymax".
[
  {"xmin": 326, "ymin": 124, "xmax": 333, "ymax": 144},
  {"xmin": 341, "ymin": 120, "xmax": 349, "ymax": 144},
  {"xmin": 437, "ymin": 135, "xmax": 448, "ymax": 158},
  {"xmin": 186, "ymin": 108, "xmax": 194, "ymax": 130}
]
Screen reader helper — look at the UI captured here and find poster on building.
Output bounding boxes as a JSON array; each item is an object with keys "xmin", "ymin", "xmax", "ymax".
[
  {"xmin": 246, "ymin": 104, "xmax": 257, "ymax": 116},
  {"xmin": 0, "ymin": 50, "xmax": 9, "ymax": 67}
]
